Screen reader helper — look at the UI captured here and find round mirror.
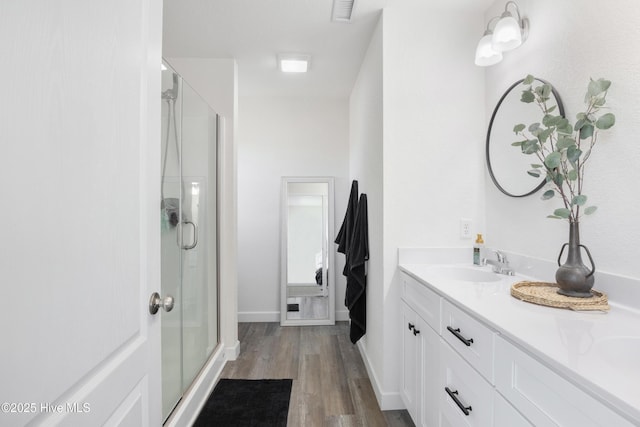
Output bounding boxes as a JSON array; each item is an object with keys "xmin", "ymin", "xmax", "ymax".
[{"xmin": 486, "ymin": 78, "xmax": 564, "ymax": 197}]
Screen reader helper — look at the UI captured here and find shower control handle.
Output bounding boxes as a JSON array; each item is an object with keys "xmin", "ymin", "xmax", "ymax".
[{"xmin": 149, "ymin": 292, "xmax": 175, "ymax": 315}]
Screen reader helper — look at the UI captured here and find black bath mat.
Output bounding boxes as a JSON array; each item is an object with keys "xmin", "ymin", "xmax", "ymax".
[
  {"xmin": 193, "ymin": 378, "xmax": 292, "ymax": 427},
  {"xmin": 287, "ymin": 303, "xmax": 299, "ymax": 312}
]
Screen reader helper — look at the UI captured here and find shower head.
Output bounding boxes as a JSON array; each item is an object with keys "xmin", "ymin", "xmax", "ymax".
[{"xmin": 162, "ymin": 72, "xmax": 179, "ymax": 100}]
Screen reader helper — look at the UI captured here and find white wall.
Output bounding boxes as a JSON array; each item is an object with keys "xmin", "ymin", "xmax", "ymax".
[
  {"xmin": 484, "ymin": 0, "xmax": 640, "ymax": 281},
  {"xmin": 166, "ymin": 57, "xmax": 240, "ymax": 357},
  {"xmin": 349, "ymin": 1, "xmax": 487, "ymax": 409},
  {"xmin": 237, "ymin": 96, "xmax": 349, "ymax": 321},
  {"xmin": 349, "ymin": 11, "xmax": 386, "ymax": 404}
]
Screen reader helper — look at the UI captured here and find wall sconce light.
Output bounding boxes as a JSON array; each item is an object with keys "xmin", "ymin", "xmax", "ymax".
[{"xmin": 475, "ymin": 1, "xmax": 528, "ymax": 67}]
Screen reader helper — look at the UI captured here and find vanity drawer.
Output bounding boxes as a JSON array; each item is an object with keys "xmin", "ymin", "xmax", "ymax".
[
  {"xmin": 494, "ymin": 336, "xmax": 634, "ymax": 427},
  {"xmin": 401, "ymin": 272, "xmax": 441, "ymax": 332},
  {"xmin": 494, "ymin": 390, "xmax": 532, "ymax": 427},
  {"xmin": 441, "ymin": 300, "xmax": 495, "ymax": 383},
  {"xmin": 439, "ymin": 339, "xmax": 493, "ymax": 427}
]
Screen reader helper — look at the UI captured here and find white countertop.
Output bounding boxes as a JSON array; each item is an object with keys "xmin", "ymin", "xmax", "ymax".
[{"xmin": 399, "ymin": 262, "xmax": 640, "ymax": 424}]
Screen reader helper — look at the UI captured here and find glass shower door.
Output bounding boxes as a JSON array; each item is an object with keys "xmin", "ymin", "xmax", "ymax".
[
  {"xmin": 160, "ymin": 63, "xmax": 183, "ymax": 420},
  {"xmin": 160, "ymin": 61, "xmax": 219, "ymax": 421},
  {"xmin": 179, "ymin": 79, "xmax": 219, "ymax": 391}
]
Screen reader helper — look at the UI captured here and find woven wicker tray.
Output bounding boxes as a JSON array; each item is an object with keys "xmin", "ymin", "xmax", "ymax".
[{"xmin": 511, "ymin": 281, "xmax": 609, "ymax": 312}]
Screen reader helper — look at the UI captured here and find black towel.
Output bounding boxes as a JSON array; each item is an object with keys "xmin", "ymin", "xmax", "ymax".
[
  {"xmin": 345, "ymin": 194, "xmax": 369, "ymax": 344},
  {"xmin": 335, "ymin": 180, "xmax": 358, "ymax": 276}
]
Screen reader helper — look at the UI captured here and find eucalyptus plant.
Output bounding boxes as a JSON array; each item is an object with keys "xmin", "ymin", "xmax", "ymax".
[{"xmin": 512, "ymin": 75, "xmax": 615, "ymax": 222}]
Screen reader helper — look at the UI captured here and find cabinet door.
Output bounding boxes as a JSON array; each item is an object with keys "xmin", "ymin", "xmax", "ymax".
[
  {"xmin": 419, "ymin": 321, "xmax": 440, "ymax": 427},
  {"xmin": 401, "ymin": 303, "xmax": 420, "ymax": 421}
]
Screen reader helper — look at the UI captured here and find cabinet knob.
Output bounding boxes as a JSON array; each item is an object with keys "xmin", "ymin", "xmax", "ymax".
[
  {"xmin": 408, "ymin": 322, "xmax": 415, "ymax": 331},
  {"xmin": 413, "ymin": 328, "xmax": 421, "ymax": 336}
]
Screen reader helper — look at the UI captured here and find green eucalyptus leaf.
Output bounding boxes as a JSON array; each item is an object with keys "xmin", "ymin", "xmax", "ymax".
[
  {"xmin": 567, "ymin": 169, "xmax": 578, "ymax": 181},
  {"xmin": 588, "ymin": 78, "xmax": 607, "ymax": 96},
  {"xmin": 567, "ymin": 146, "xmax": 582, "ymax": 165},
  {"xmin": 527, "ymin": 170, "xmax": 541, "ymax": 178},
  {"xmin": 547, "ymin": 215, "xmax": 562, "ymax": 219},
  {"xmin": 521, "ymin": 90, "xmax": 535, "ymax": 103},
  {"xmin": 547, "ymin": 105, "xmax": 557, "ymax": 113},
  {"xmin": 574, "ymin": 118, "xmax": 586, "ymax": 131},
  {"xmin": 554, "ymin": 208, "xmax": 571, "ymax": 218},
  {"xmin": 552, "ymin": 172, "xmax": 564, "ymax": 186},
  {"xmin": 597, "ymin": 78, "xmax": 611, "ymax": 92},
  {"xmin": 531, "ymin": 163, "xmax": 543, "ymax": 168},
  {"xmin": 542, "ymin": 114, "xmax": 560, "ymax": 127},
  {"xmin": 572, "ymin": 195, "xmax": 587, "ymax": 206},
  {"xmin": 523, "ymin": 75, "xmax": 535, "ymax": 85},
  {"xmin": 576, "ymin": 112, "xmax": 587, "ymax": 120},
  {"xmin": 594, "ymin": 97, "xmax": 606, "ymax": 107},
  {"xmin": 595, "ymin": 113, "xmax": 616, "ymax": 130},
  {"xmin": 557, "ymin": 136, "xmax": 576, "ymax": 150},
  {"xmin": 541, "ymin": 190, "xmax": 555, "ymax": 200},
  {"xmin": 529, "ymin": 122, "xmax": 540, "ymax": 132},
  {"xmin": 544, "ymin": 152, "xmax": 562, "ymax": 169},
  {"xmin": 584, "ymin": 206, "xmax": 598, "ymax": 215},
  {"xmin": 522, "ymin": 139, "xmax": 539, "ymax": 154},
  {"xmin": 538, "ymin": 128, "xmax": 553, "ymax": 143},
  {"xmin": 511, "ymin": 141, "xmax": 524, "ymax": 147},
  {"xmin": 541, "ymin": 84, "xmax": 552, "ymax": 98},
  {"xmin": 580, "ymin": 123, "xmax": 594, "ymax": 139},
  {"xmin": 513, "ymin": 123, "xmax": 526, "ymax": 133},
  {"xmin": 557, "ymin": 120, "xmax": 573, "ymax": 135}
]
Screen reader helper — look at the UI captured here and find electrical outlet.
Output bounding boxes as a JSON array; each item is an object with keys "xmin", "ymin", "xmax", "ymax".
[{"xmin": 460, "ymin": 219, "xmax": 472, "ymax": 239}]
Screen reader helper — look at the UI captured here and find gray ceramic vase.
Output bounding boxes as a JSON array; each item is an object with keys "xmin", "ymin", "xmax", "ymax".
[{"xmin": 555, "ymin": 221, "xmax": 595, "ymax": 298}]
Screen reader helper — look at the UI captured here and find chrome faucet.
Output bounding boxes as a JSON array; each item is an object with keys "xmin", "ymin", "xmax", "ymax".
[{"xmin": 482, "ymin": 250, "xmax": 515, "ymax": 276}]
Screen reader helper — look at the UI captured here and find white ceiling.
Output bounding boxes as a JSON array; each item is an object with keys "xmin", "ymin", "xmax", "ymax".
[{"xmin": 162, "ymin": 0, "xmax": 494, "ymax": 98}]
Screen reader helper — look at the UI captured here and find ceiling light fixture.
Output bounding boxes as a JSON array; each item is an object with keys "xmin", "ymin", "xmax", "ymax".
[
  {"xmin": 278, "ymin": 54, "xmax": 311, "ymax": 73},
  {"xmin": 475, "ymin": 1, "xmax": 528, "ymax": 67}
]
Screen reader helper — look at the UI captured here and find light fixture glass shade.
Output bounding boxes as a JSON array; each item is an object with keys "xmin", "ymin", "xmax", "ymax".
[
  {"xmin": 475, "ymin": 34, "xmax": 503, "ymax": 66},
  {"xmin": 491, "ymin": 15, "xmax": 522, "ymax": 52},
  {"xmin": 280, "ymin": 59, "xmax": 308, "ymax": 73},
  {"xmin": 278, "ymin": 54, "xmax": 311, "ymax": 73}
]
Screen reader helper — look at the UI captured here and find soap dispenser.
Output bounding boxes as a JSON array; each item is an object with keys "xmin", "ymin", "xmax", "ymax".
[{"xmin": 473, "ymin": 234, "xmax": 484, "ymax": 265}]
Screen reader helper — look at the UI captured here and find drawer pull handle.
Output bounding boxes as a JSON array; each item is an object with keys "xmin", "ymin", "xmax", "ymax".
[
  {"xmin": 413, "ymin": 328, "xmax": 420, "ymax": 336},
  {"xmin": 408, "ymin": 322, "xmax": 415, "ymax": 331},
  {"xmin": 445, "ymin": 387, "xmax": 472, "ymax": 416},
  {"xmin": 447, "ymin": 326, "xmax": 474, "ymax": 346}
]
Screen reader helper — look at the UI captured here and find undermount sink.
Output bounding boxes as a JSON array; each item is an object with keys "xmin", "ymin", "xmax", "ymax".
[{"xmin": 425, "ymin": 265, "xmax": 502, "ymax": 283}]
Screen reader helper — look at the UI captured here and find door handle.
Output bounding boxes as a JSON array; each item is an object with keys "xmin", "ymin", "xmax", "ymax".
[
  {"xmin": 149, "ymin": 292, "xmax": 175, "ymax": 315},
  {"xmin": 181, "ymin": 220, "xmax": 198, "ymax": 250}
]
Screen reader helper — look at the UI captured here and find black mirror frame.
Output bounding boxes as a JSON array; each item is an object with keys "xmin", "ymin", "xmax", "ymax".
[{"xmin": 486, "ymin": 78, "xmax": 565, "ymax": 198}]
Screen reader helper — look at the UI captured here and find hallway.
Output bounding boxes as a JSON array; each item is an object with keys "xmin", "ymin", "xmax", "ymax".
[{"xmin": 220, "ymin": 322, "xmax": 414, "ymax": 426}]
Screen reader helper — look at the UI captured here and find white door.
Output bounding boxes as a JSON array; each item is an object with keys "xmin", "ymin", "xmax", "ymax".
[{"xmin": 0, "ymin": 1, "xmax": 163, "ymax": 426}]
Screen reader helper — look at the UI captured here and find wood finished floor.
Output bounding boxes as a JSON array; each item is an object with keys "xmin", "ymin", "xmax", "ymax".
[{"xmin": 220, "ymin": 322, "xmax": 415, "ymax": 427}]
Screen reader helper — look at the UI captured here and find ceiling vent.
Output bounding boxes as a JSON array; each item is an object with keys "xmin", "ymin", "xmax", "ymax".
[{"xmin": 331, "ymin": 0, "xmax": 356, "ymax": 23}]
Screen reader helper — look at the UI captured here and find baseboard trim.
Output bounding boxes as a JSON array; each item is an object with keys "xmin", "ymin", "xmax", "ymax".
[
  {"xmin": 165, "ymin": 345, "xmax": 226, "ymax": 427},
  {"xmin": 336, "ymin": 310, "xmax": 349, "ymax": 321},
  {"xmin": 237, "ymin": 311, "xmax": 280, "ymax": 322},
  {"xmin": 238, "ymin": 310, "xmax": 350, "ymax": 323},
  {"xmin": 356, "ymin": 340, "xmax": 405, "ymax": 411},
  {"xmin": 225, "ymin": 339, "xmax": 240, "ymax": 361}
]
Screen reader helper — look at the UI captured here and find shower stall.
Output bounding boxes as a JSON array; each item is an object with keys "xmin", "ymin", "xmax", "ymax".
[{"xmin": 160, "ymin": 60, "xmax": 219, "ymax": 421}]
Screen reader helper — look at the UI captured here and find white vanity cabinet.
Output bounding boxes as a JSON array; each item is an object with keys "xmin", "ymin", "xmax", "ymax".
[
  {"xmin": 494, "ymin": 336, "xmax": 635, "ymax": 427},
  {"xmin": 400, "ymin": 273, "xmax": 441, "ymax": 427},
  {"xmin": 399, "ymin": 269, "xmax": 638, "ymax": 427}
]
